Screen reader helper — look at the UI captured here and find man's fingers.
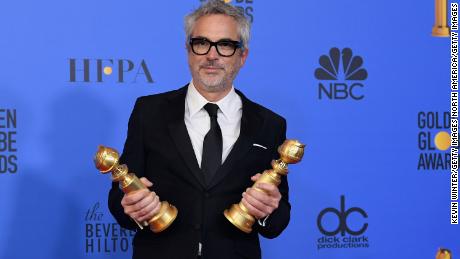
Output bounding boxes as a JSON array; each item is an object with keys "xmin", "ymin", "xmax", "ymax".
[
  {"xmin": 122, "ymin": 189, "xmax": 151, "ymax": 206},
  {"xmin": 136, "ymin": 195, "xmax": 160, "ymax": 222},
  {"xmin": 242, "ymin": 184, "xmax": 282, "ymax": 218},
  {"xmin": 241, "ymin": 196, "xmax": 266, "ymax": 218},
  {"xmin": 134, "ymin": 192, "xmax": 156, "ymax": 212},
  {"xmin": 122, "ymin": 190, "xmax": 160, "ymax": 220},
  {"xmin": 246, "ymin": 188, "xmax": 275, "ymax": 206},
  {"xmin": 139, "ymin": 196, "xmax": 161, "ymax": 223},
  {"xmin": 140, "ymin": 177, "xmax": 153, "ymax": 187},
  {"xmin": 123, "ymin": 192, "xmax": 153, "ymax": 215},
  {"xmin": 255, "ymin": 183, "xmax": 281, "ymax": 198},
  {"xmin": 133, "ymin": 198, "xmax": 156, "ymax": 220},
  {"xmin": 243, "ymin": 191, "xmax": 273, "ymax": 216},
  {"xmin": 250, "ymin": 173, "xmax": 262, "ymax": 182},
  {"xmin": 151, "ymin": 197, "xmax": 162, "ymax": 215}
]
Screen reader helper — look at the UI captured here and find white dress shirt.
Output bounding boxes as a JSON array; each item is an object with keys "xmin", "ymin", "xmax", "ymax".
[
  {"xmin": 184, "ymin": 80, "xmax": 242, "ymax": 167},
  {"xmin": 184, "ymin": 81, "xmax": 269, "ymax": 228}
]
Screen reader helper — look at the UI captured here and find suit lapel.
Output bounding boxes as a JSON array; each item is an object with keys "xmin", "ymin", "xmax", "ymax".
[
  {"xmin": 208, "ymin": 90, "xmax": 263, "ymax": 189},
  {"xmin": 165, "ymin": 85, "xmax": 264, "ymax": 190},
  {"xmin": 166, "ymin": 85, "xmax": 206, "ymax": 189}
]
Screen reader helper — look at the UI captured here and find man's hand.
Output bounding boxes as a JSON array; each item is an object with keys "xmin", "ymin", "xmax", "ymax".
[
  {"xmin": 121, "ymin": 177, "xmax": 161, "ymax": 223},
  {"xmin": 241, "ymin": 173, "xmax": 282, "ymax": 219}
]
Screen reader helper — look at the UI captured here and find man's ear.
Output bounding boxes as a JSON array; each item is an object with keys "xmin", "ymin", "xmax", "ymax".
[{"xmin": 240, "ymin": 48, "xmax": 249, "ymax": 66}]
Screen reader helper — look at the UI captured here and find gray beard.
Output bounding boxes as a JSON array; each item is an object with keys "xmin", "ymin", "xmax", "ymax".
[
  {"xmin": 189, "ymin": 59, "xmax": 241, "ymax": 93},
  {"xmin": 196, "ymin": 76, "xmax": 228, "ymax": 93}
]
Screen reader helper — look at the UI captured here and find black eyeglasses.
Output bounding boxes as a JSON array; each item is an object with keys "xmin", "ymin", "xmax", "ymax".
[{"xmin": 189, "ymin": 37, "xmax": 243, "ymax": 57}]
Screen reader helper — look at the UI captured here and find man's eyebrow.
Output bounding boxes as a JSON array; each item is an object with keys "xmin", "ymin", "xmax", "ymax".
[
  {"xmin": 217, "ymin": 38, "xmax": 237, "ymax": 42},
  {"xmin": 192, "ymin": 36, "xmax": 208, "ymax": 40},
  {"xmin": 191, "ymin": 36, "xmax": 238, "ymax": 42}
]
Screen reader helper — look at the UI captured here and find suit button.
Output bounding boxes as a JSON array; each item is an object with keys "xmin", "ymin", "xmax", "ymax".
[{"xmin": 194, "ymin": 224, "xmax": 201, "ymax": 230}]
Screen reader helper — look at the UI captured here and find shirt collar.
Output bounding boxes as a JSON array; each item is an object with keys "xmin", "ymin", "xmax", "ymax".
[{"xmin": 186, "ymin": 80, "xmax": 241, "ymax": 120}]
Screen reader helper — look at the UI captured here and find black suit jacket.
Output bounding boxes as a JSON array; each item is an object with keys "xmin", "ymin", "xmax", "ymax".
[{"xmin": 108, "ymin": 85, "xmax": 290, "ymax": 259}]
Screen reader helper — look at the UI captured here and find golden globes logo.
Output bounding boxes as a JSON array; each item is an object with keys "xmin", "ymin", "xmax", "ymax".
[
  {"xmin": 199, "ymin": 0, "xmax": 254, "ymax": 23},
  {"xmin": 0, "ymin": 109, "xmax": 17, "ymax": 174},
  {"xmin": 417, "ymin": 111, "xmax": 452, "ymax": 170},
  {"xmin": 68, "ymin": 58, "xmax": 154, "ymax": 84}
]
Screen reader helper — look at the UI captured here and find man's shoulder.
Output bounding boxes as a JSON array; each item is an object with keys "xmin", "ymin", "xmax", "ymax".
[
  {"xmin": 238, "ymin": 90, "xmax": 286, "ymax": 126},
  {"xmin": 253, "ymin": 101, "xmax": 285, "ymax": 123},
  {"xmin": 134, "ymin": 85, "xmax": 187, "ymax": 109},
  {"xmin": 138, "ymin": 86, "xmax": 186, "ymax": 103}
]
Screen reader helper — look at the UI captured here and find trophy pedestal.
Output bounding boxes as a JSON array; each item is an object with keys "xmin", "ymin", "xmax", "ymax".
[
  {"xmin": 432, "ymin": 0, "xmax": 450, "ymax": 37},
  {"xmin": 432, "ymin": 26, "xmax": 450, "ymax": 37},
  {"xmin": 224, "ymin": 203, "xmax": 254, "ymax": 234},
  {"xmin": 149, "ymin": 201, "xmax": 178, "ymax": 233}
]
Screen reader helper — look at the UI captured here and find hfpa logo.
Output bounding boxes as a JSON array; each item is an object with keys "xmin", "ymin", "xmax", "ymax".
[
  {"xmin": 314, "ymin": 48, "xmax": 368, "ymax": 100},
  {"xmin": 68, "ymin": 58, "xmax": 154, "ymax": 84}
]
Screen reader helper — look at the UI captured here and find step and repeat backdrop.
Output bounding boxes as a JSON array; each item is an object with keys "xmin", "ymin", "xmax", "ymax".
[{"xmin": 0, "ymin": 0, "xmax": 458, "ymax": 258}]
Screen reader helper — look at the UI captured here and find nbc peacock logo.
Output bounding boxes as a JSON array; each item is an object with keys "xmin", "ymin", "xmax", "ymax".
[{"xmin": 315, "ymin": 48, "xmax": 368, "ymax": 100}]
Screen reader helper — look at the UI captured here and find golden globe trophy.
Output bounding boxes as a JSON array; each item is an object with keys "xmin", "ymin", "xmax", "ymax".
[
  {"xmin": 436, "ymin": 248, "xmax": 452, "ymax": 259},
  {"xmin": 224, "ymin": 139, "xmax": 305, "ymax": 233},
  {"xmin": 432, "ymin": 0, "xmax": 450, "ymax": 37},
  {"xmin": 93, "ymin": 145, "xmax": 178, "ymax": 233}
]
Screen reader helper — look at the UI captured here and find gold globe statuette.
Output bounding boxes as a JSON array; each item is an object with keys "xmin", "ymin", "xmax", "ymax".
[
  {"xmin": 432, "ymin": 0, "xmax": 450, "ymax": 37},
  {"xmin": 93, "ymin": 145, "xmax": 178, "ymax": 233},
  {"xmin": 436, "ymin": 248, "xmax": 452, "ymax": 259},
  {"xmin": 224, "ymin": 139, "xmax": 305, "ymax": 233}
]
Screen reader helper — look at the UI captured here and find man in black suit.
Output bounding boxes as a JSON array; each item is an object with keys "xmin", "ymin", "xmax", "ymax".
[{"xmin": 108, "ymin": 1, "xmax": 290, "ymax": 258}]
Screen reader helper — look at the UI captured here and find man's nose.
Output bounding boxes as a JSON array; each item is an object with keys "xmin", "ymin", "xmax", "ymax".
[{"xmin": 206, "ymin": 45, "xmax": 219, "ymax": 60}]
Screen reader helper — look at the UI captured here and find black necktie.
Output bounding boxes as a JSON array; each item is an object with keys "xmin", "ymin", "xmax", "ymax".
[{"xmin": 201, "ymin": 103, "xmax": 222, "ymax": 185}]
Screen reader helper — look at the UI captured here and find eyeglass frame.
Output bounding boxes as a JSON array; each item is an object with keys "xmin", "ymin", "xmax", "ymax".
[{"xmin": 188, "ymin": 37, "xmax": 243, "ymax": 57}]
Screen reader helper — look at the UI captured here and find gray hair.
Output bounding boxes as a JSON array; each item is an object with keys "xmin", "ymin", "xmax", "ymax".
[{"xmin": 184, "ymin": 0, "xmax": 251, "ymax": 51}]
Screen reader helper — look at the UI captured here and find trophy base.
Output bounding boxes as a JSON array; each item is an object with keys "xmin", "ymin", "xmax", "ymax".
[
  {"xmin": 224, "ymin": 203, "xmax": 255, "ymax": 234},
  {"xmin": 432, "ymin": 26, "xmax": 450, "ymax": 37},
  {"xmin": 149, "ymin": 201, "xmax": 178, "ymax": 233}
]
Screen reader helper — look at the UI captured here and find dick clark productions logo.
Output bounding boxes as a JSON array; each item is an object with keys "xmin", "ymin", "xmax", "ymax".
[
  {"xmin": 316, "ymin": 196, "xmax": 369, "ymax": 250},
  {"xmin": 315, "ymin": 48, "xmax": 368, "ymax": 100}
]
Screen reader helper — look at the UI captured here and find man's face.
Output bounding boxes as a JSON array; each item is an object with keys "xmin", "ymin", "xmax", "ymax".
[{"xmin": 187, "ymin": 14, "xmax": 248, "ymax": 93}]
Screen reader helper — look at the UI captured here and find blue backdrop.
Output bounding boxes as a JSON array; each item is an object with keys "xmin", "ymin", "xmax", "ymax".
[{"xmin": 0, "ymin": 0, "xmax": 457, "ymax": 258}]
